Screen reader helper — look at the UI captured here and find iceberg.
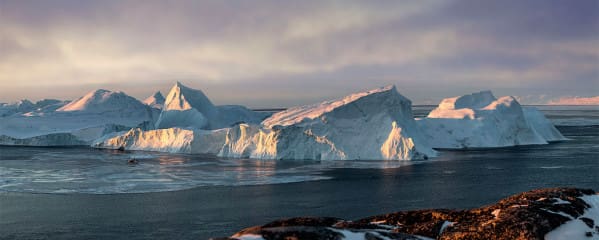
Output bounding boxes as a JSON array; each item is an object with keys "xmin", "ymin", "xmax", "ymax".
[
  {"xmin": 417, "ymin": 91, "xmax": 566, "ymax": 149},
  {"xmin": 0, "ymin": 99, "xmax": 67, "ymax": 117},
  {"xmin": 155, "ymin": 82, "xmax": 268, "ymax": 130},
  {"xmin": 96, "ymin": 85, "xmax": 437, "ymax": 160},
  {"xmin": 142, "ymin": 91, "xmax": 165, "ymax": 109},
  {"xmin": 522, "ymin": 107, "xmax": 568, "ymax": 142},
  {"xmin": 3, "ymin": 82, "xmax": 565, "ymax": 157},
  {"xmin": 0, "ymin": 89, "xmax": 158, "ymax": 146},
  {"xmin": 226, "ymin": 85, "xmax": 436, "ymax": 160}
]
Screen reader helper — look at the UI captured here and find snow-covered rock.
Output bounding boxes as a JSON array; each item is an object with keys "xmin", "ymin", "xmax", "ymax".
[
  {"xmin": 142, "ymin": 91, "xmax": 165, "ymax": 109},
  {"xmin": 99, "ymin": 85, "xmax": 436, "ymax": 160},
  {"xmin": 545, "ymin": 193, "xmax": 599, "ymax": 240},
  {"xmin": 155, "ymin": 82, "xmax": 268, "ymax": 130},
  {"xmin": 417, "ymin": 91, "xmax": 565, "ymax": 149},
  {"xmin": 0, "ymin": 89, "xmax": 158, "ymax": 146},
  {"xmin": 223, "ymin": 188, "xmax": 599, "ymax": 240}
]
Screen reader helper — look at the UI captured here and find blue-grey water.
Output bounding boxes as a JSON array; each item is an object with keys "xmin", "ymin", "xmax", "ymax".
[{"xmin": 0, "ymin": 105, "xmax": 598, "ymax": 239}]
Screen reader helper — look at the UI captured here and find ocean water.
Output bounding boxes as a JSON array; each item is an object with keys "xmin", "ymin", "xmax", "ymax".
[{"xmin": 0, "ymin": 105, "xmax": 598, "ymax": 239}]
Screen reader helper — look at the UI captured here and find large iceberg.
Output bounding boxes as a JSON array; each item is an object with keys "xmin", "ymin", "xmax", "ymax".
[
  {"xmin": 226, "ymin": 85, "xmax": 436, "ymax": 160},
  {"xmin": 0, "ymin": 89, "xmax": 158, "ymax": 146},
  {"xmin": 96, "ymin": 85, "xmax": 437, "ymax": 160},
  {"xmin": 155, "ymin": 82, "xmax": 268, "ymax": 130},
  {"xmin": 417, "ymin": 91, "xmax": 566, "ymax": 149}
]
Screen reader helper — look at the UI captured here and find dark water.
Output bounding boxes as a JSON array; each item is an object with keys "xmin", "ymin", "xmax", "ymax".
[{"xmin": 1, "ymin": 107, "xmax": 598, "ymax": 239}]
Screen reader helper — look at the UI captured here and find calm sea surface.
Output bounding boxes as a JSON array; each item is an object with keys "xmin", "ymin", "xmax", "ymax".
[{"xmin": 0, "ymin": 105, "xmax": 598, "ymax": 239}]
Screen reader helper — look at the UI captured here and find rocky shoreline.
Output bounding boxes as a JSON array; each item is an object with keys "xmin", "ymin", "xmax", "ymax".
[{"xmin": 214, "ymin": 188, "xmax": 599, "ymax": 240}]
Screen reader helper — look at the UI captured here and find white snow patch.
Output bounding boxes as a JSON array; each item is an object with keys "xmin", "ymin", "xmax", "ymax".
[
  {"xmin": 552, "ymin": 198, "xmax": 571, "ymax": 205},
  {"xmin": 541, "ymin": 208, "xmax": 574, "ymax": 220},
  {"xmin": 545, "ymin": 194, "xmax": 599, "ymax": 240},
  {"xmin": 232, "ymin": 234, "xmax": 265, "ymax": 240}
]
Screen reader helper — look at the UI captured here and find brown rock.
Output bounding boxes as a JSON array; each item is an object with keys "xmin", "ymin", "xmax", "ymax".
[{"xmin": 218, "ymin": 188, "xmax": 596, "ymax": 240}]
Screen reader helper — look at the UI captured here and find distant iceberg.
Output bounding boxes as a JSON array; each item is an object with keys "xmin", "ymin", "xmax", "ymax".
[
  {"xmin": 0, "ymin": 89, "xmax": 158, "ymax": 146},
  {"xmin": 417, "ymin": 91, "xmax": 567, "ymax": 149}
]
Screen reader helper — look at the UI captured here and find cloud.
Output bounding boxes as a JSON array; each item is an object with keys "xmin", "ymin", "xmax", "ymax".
[{"xmin": 0, "ymin": 0, "xmax": 597, "ymax": 107}]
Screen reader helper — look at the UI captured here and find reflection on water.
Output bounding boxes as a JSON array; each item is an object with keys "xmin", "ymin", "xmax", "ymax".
[{"xmin": 0, "ymin": 146, "xmax": 434, "ymax": 194}]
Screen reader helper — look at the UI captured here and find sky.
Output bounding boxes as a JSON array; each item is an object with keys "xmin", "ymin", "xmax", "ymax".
[{"xmin": 1, "ymin": 0, "xmax": 598, "ymax": 107}]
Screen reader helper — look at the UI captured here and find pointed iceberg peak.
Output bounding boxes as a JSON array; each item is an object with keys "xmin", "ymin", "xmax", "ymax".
[
  {"xmin": 155, "ymin": 82, "xmax": 218, "ymax": 129},
  {"xmin": 163, "ymin": 82, "xmax": 215, "ymax": 111},
  {"xmin": 143, "ymin": 91, "xmax": 165, "ymax": 109}
]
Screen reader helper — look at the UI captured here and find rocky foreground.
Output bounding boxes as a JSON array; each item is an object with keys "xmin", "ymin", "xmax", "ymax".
[{"xmin": 214, "ymin": 188, "xmax": 599, "ymax": 240}]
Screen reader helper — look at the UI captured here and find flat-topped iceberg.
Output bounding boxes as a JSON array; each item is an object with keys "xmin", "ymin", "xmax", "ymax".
[
  {"xmin": 240, "ymin": 85, "xmax": 436, "ymax": 160},
  {"xmin": 96, "ymin": 85, "xmax": 437, "ymax": 160},
  {"xmin": 417, "ymin": 91, "xmax": 566, "ymax": 149}
]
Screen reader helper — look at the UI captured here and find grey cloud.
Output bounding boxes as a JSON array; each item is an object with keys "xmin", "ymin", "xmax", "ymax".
[{"xmin": 0, "ymin": 0, "xmax": 596, "ymax": 106}]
